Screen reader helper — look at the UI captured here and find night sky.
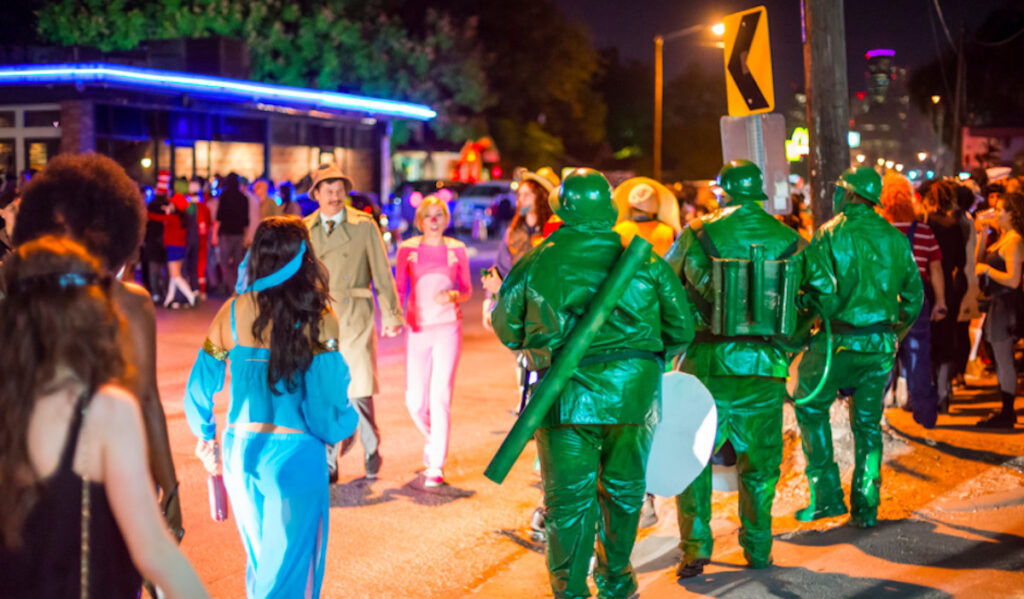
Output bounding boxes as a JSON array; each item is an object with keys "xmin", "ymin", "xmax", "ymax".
[{"xmin": 554, "ymin": 0, "xmax": 1004, "ymax": 94}]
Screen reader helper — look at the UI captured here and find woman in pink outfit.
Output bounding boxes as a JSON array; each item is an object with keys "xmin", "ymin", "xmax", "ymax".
[{"xmin": 395, "ymin": 196, "xmax": 472, "ymax": 487}]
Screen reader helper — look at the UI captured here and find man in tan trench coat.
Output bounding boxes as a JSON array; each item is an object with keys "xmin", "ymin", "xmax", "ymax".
[{"xmin": 304, "ymin": 163, "xmax": 404, "ymax": 481}]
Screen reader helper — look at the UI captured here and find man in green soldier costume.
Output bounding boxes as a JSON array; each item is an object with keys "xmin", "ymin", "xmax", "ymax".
[
  {"xmin": 665, "ymin": 160, "xmax": 836, "ymax": 577},
  {"xmin": 493, "ymin": 168, "xmax": 694, "ymax": 599},
  {"xmin": 793, "ymin": 167, "xmax": 923, "ymax": 528}
]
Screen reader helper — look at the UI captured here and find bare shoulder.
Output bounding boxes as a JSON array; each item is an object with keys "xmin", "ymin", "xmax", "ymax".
[
  {"xmin": 111, "ymin": 280, "xmax": 156, "ymax": 327},
  {"xmin": 87, "ymin": 384, "xmax": 144, "ymax": 430},
  {"xmin": 207, "ymin": 296, "xmax": 242, "ymax": 347}
]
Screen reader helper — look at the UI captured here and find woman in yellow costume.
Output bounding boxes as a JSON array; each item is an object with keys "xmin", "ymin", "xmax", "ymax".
[{"xmin": 613, "ymin": 178, "xmax": 681, "ymax": 256}]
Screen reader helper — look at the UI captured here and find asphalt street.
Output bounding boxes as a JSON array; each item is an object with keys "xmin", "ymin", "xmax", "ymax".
[{"xmin": 154, "ymin": 251, "xmax": 1024, "ymax": 598}]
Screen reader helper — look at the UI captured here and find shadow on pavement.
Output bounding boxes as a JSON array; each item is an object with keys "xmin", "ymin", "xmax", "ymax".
[
  {"xmin": 886, "ymin": 423, "xmax": 1024, "ymax": 468},
  {"xmin": 494, "ymin": 529, "xmax": 546, "ymax": 554},
  {"xmin": 329, "ymin": 476, "xmax": 476, "ymax": 508},
  {"xmin": 933, "ymin": 422, "xmax": 1020, "ymax": 434},
  {"xmin": 678, "ymin": 565, "xmax": 950, "ymax": 598},
  {"xmin": 884, "ymin": 459, "xmax": 936, "ymax": 482},
  {"xmin": 780, "ymin": 518, "xmax": 1024, "ymax": 572}
]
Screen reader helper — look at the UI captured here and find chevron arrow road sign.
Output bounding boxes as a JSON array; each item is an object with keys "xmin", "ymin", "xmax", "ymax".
[{"xmin": 722, "ymin": 6, "xmax": 775, "ymax": 116}]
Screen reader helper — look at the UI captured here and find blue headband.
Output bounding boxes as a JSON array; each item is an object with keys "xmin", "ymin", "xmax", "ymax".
[
  {"xmin": 8, "ymin": 272, "xmax": 100, "ymax": 296},
  {"xmin": 235, "ymin": 242, "xmax": 307, "ymax": 295}
]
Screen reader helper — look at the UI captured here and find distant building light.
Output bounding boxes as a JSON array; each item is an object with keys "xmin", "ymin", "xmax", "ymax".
[
  {"xmin": 908, "ymin": 170, "xmax": 919, "ymax": 180},
  {"xmin": 141, "ymin": 157, "xmax": 152, "ymax": 168},
  {"xmin": 895, "ymin": 163, "xmax": 904, "ymax": 172},
  {"xmin": 885, "ymin": 160, "xmax": 894, "ymax": 169},
  {"xmin": 926, "ymin": 170, "xmax": 935, "ymax": 179},
  {"xmin": 848, "ymin": 131, "xmax": 861, "ymax": 148},
  {"xmin": 917, "ymin": 152, "xmax": 928, "ymax": 162},
  {"xmin": 0, "ymin": 63, "xmax": 437, "ymax": 121},
  {"xmin": 877, "ymin": 158, "xmax": 886, "ymax": 166},
  {"xmin": 865, "ymin": 49, "xmax": 896, "ymax": 59},
  {"xmin": 856, "ymin": 154, "xmax": 866, "ymax": 163},
  {"xmin": 958, "ymin": 171, "xmax": 970, "ymax": 180}
]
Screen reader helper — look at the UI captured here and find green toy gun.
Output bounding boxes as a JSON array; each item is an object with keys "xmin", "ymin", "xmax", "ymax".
[{"xmin": 484, "ymin": 236, "xmax": 653, "ymax": 484}]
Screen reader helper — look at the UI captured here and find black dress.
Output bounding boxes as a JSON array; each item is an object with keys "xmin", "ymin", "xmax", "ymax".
[
  {"xmin": 0, "ymin": 393, "xmax": 142, "ymax": 598},
  {"xmin": 928, "ymin": 214, "xmax": 967, "ymax": 364}
]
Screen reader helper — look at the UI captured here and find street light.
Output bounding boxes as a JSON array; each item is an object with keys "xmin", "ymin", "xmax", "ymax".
[{"xmin": 654, "ymin": 22, "xmax": 725, "ymax": 178}]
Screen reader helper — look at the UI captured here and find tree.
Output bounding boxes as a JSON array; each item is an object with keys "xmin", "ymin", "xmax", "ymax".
[
  {"xmin": 443, "ymin": 0, "xmax": 607, "ymax": 170},
  {"xmin": 35, "ymin": 0, "xmax": 492, "ymax": 143},
  {"xmin": 595, "ymin": 48, "xmax": 654, "ymax": 173},
  {"xmin": 662, "ymin": 63, "xmax": 727, "ymax": 180},
  {"xmin": 909, "ymin": 4, "xmax": 1024, "ymax": 143}
]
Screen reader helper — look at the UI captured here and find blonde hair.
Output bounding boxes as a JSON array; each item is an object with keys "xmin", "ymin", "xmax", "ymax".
[{"xmin": 415, "ymin": 195, "xmax": 450, "ymax": 232}]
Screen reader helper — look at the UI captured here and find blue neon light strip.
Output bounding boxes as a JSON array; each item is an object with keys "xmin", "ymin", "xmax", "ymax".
[{"xmin": 0, "ymin": 63, "xmax": 436, "ymax": 121}]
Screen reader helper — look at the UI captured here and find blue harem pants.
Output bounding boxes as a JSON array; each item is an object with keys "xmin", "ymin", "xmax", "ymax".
[{"xmin": 222, "ymin": 428, "xmax": 330, "ymax": 598}]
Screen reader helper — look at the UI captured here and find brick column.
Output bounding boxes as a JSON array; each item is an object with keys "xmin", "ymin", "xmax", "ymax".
[{"xmin": 60, "ymin": 100, "xmax": 95, "ymax": 155}]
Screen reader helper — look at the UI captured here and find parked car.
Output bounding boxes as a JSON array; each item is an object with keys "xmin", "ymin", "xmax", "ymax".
[{"xmin": 451, "ymin": 180, "xmax": 515, "ymax": 237}]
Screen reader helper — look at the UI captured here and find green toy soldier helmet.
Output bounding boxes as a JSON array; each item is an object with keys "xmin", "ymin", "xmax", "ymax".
[
  {"xmin": 717, "ymin": 160, "xmax": 768, "ymax": 203},
  {"xmin": 553, "ymin": 168, "xmax": 618, "ymax": 228},
  {"xmin": 834, "ymin": 166, "xmax": 882, "ymax": 208}
]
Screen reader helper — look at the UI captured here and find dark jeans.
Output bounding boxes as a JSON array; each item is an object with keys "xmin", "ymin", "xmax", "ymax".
[
  {"xmin": 218, "ymin": 234, "xmax": 246, "ymax": 294},
  {"xmin": 895, "ymin": 295, "xmax": 938, "ymax": 428},
  {"xmin": 146, "ymin": 260, "xmax": 167, "ymax": 301}
]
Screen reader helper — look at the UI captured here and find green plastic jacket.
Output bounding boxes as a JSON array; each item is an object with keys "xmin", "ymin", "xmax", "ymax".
[
  {"xmin": 664, "ymin": 201, "xmax": 836, "ymax": 379},
  {"xmin": 810, "ymin": 203, "xmax": 923, "ymax": 354},
  {"xmin": 492, "ymin": 226, "xmax": 695, "ymax": 427}
]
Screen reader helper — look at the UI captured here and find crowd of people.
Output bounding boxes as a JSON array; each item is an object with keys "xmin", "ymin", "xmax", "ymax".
[
  {"xmin": 0, "ymin": 151, "xmax": 1020, "ymax": 599},
  {"xmin": 139, "ymin": 172, "xmax": 312, "ymax": 309}
]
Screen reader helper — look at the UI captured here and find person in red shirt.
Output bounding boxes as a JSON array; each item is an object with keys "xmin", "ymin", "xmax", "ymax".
[
  {"xmin": 148, "ymin": 178, "xmax": 196, "ymax": 308},
  {"xmin": 187, "ymin": 178, "xmax": 212, "ymax": 297},
  {"xmin": 880, "ymin": 173, "xmax": 946, "ymax": 427}
]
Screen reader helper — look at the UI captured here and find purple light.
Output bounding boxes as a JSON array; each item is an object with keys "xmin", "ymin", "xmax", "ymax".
[
  {"xmin": 865, "ymin": 49, "xmax": 896, "ymax": 60},
  {"xmin": 0, "ymin": 63, "xmax": 436, "ymax": 121}
]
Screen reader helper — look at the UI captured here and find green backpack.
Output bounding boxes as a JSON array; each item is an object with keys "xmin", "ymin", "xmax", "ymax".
[{"xmin": 686, "ymin": 220, "xmax": 805, "ymax": 339}]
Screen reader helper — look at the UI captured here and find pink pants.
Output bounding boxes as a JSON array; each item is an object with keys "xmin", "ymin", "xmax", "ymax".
[{"xmin": 405, "ymin": 321, "xmax": 462, "ymax": 470}]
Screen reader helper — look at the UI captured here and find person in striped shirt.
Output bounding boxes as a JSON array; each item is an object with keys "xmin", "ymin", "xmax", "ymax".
[{"xmin": 880, "ymin": 173, "xmax": 947, "ymax": 428}]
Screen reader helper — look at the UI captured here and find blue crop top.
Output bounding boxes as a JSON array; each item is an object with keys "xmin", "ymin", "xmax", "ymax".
[{"xmin": 183, "ymin": 299, "xmax": 358, "ymax": 444}]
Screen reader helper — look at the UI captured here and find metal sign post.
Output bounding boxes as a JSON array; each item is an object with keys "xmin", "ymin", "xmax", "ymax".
[{"xmin": 720, "ymin": 113, "xmax": 790, "ymax": 215}]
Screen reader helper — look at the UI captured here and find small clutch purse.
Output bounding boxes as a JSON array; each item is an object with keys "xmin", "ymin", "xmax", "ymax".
[{"xmin": 208, "ymin": 474, "xmax": 229, "ymax": 522}]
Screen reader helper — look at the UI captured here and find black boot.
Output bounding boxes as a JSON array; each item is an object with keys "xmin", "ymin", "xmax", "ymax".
[{"xmin": 976, "ymin": 392, "xmax": 1017, "ymax": 428}]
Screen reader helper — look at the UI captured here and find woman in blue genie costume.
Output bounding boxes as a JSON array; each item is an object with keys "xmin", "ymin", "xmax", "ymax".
[{"xmin": 184, "ymin": 216, "xmax": 358, "ymax": 598}]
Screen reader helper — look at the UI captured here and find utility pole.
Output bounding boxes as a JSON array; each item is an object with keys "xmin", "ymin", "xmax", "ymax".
[
  {"xmin": 802, "ymin": 0, "xmax": 849, "ymax": 226},
  {"xmin": 952, "ymin": 31, "xmax": 966, "ymax": 174}
]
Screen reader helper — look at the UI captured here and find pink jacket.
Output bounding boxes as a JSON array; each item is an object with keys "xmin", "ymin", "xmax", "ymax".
[{"xmin": 395, "ymin": 237, "xmax": 472, "ymax": 331}]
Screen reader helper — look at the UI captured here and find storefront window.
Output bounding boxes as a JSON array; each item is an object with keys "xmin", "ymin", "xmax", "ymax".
[
  {"xmin": 0, "ymin": 139, "xmax": 14, "ymax": 175},
  {"xmin": 25, "ymin": 139, "xmax": 59, "ymax": 170},
  {"xmin": 24, "ymin": 110, "xmax": 61, "ymax": 128}
]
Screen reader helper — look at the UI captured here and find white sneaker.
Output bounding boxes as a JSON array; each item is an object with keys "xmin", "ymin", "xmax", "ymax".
[{"xmin": 423, "ymin": 468, "xmax": 444, "ymax": 488}]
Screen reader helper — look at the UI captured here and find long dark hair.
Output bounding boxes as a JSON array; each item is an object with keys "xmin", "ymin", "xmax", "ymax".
[
  {"xmin": 0, "ymin": 236, "xmax": 124, "ymax": 549},
  {"xmin": 247, "ymin": 217, "xmax": 331, "ymax": 393},
  {"xmin": 1003, "ymin": 192, "xmax": 1024, "ymax": 237}
]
